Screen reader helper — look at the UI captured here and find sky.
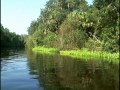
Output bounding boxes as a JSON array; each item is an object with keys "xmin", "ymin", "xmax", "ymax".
[{"xmin": 1, "ymin": 0, "xmax": 93, "ymax": 35}]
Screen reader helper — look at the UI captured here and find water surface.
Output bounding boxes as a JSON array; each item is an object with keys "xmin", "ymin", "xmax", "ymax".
[{"xmin": 1, "ymin": 49, "xmax": 119, "ymax": 90}]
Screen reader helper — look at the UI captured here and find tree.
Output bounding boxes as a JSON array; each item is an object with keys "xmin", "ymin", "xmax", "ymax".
[
  {"xmin": 0, "ymin": 24, "xmax": 25, "ymax": 48},
  {"xmin": 27, "ymin": 20, "xmax": 39, "ymax": 35}
]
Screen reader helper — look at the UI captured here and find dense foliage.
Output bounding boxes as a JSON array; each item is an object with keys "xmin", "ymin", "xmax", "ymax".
[
  {"xmin": 0, "ymin": 24, "xmax": 26, "ymax": 48},
  {"xmin": 26, "ymin": 0, "xmax": 119, "ymax": 53}
]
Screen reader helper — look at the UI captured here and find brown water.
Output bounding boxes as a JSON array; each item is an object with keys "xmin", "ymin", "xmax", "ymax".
[{"xmin": 1, "ymin": 49, "xmax": 119, "ymax": 90}]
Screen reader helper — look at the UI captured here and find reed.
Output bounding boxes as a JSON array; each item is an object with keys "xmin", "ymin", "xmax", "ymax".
[
  {"xmin": 32, "ymin": 46, "xmax": 58, "ymax": 55},
  {"xmin": 32, "ymin": 47, "xmax": 119, "ymax": 63},
  {"xmin": 60, "ymin": 48, "xmax": 119, "ymax": 63}
]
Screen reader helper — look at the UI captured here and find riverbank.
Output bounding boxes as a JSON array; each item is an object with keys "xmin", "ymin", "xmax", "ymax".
[
  {"xmin": 32, "ymin": 46, "xmax": 58, "ymax": 55},
  {"xmin": 32, "ymin": 46, "xmax": 119, "ymax": 63}
]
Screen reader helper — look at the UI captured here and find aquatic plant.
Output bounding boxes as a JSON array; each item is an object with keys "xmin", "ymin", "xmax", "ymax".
[
  {"xmin": 32, "ymin": 47, "xmax": 119, "ymax": 63},
  {"xmin": 32, "ymin": 46, "xmax": 58, "ymax": 55},
  {"xmin": 60, "ymin": 49, "xmax": 119, "ymax": 63}
]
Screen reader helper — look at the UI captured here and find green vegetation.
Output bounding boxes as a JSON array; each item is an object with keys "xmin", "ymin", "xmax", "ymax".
[
  {"xmin": 1, "ymin": 0, "xmax": 118, "ymax": 62},
  {"xmin": 25, "ymin": 0, "xmax": 119, "ymax": 62},
  {"xmin": 32, "ymin": 46, "xmax": 58, "ymax": 54},
  {"xmin": 0, "ymin": 24, "xmax": 26, "ymax": 48},
  {"xmin": 60, "ymin": 49, "xmax": 119, "ymax": 63},
  {"xmin": 32, "ymin": 46, "xmax": 119, "ymax": 63}
]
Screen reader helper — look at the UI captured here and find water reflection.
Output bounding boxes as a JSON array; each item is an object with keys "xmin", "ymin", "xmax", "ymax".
[
  {"xmin": 26, "ymin": 50, "xmax": 119, "ymax": 90},
  {"xmin": 1, "ymin": 49, "xmax": 43, "ymax": 90}
]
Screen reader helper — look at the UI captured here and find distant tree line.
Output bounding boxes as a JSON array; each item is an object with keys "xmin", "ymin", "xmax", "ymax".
[
  {"xmin": 0, "ymin": 24, "xmax": 26, "ymax": 48},
  {"xmin": 25, "ymin": 0, "xmax": 119, "ymax": 52}
]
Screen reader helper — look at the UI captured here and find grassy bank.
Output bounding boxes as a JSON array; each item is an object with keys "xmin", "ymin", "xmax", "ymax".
[
  {"xmin": 32, "ymin": 46, "xmax": 58, "ymax": 55},
  {"xmin": 32, "ymin": 46, "xmax": 119, "ymax": 63},
  {"xmin": 60, "ymin": 49, "xmax": 119, "ymax": 63}
]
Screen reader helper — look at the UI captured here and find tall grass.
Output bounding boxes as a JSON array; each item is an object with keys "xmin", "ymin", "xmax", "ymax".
[
  {"xmin": 60, "ymin": 48, "xmax": 119, "ymax": 63},
  {"xmin": 32, "ymin": 46, "xmax": 58, "ymax": 55},
  {"xmin": 32, "ymin": 47, "xmax": 119, "ymax": 63}
]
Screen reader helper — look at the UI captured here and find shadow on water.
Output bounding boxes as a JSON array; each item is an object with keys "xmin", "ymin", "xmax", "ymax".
[
  {"xmin": 1, "ymin": 49, "xmax": 26, "ymax": 71},
  {"xmin": 1, "ymin": 48, "xmax": 25, "ymax": 58},
  {"xmin": 26, "ymin": 49, "xmax": 119, "ymax": 90}
]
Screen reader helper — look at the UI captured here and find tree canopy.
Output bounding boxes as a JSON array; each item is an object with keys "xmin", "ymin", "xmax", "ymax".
[
  {"xmin": 25, "ymin": 0, "xmax": 119, "ymax": 52},
  {"xmin": 0, "ymin": 24, "xmax": 26, "ymax": 48}
]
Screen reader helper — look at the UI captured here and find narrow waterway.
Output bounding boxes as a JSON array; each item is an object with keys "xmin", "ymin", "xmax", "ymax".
[{"xmin": 1, "ymin": 49, "xmax": 119, "ymax": 90}]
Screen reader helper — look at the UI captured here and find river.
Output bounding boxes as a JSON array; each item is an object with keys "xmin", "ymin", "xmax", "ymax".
[{"xmin": 1, "ymin": 49, "xmax": 119, "ymax": 90}]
